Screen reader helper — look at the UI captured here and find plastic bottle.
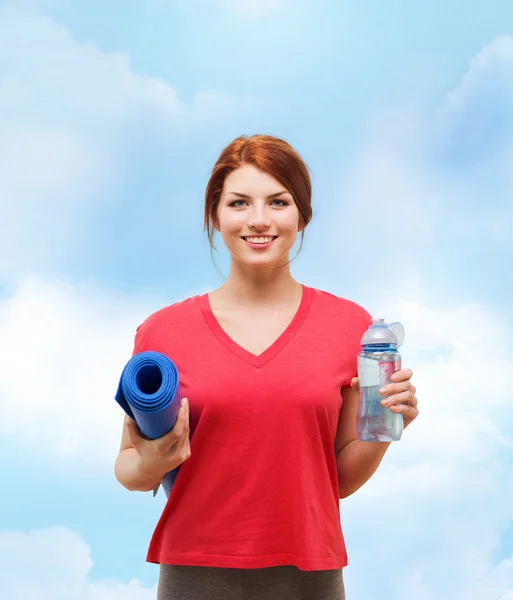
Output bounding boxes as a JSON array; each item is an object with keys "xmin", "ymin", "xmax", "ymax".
[{"xmin": 356, "ymin": 318, "xmax": 405, "ymax": 442}]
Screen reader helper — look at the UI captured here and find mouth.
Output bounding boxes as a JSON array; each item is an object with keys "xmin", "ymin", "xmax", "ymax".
[{"xmin": 241, "ymin": 235, "xmax": 278, "ymax": 249}]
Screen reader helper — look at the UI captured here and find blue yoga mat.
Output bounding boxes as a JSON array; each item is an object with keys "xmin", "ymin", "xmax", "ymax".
[{"xmin": 115, "ymin": 351, "xmax": 182, "ymax": 497}]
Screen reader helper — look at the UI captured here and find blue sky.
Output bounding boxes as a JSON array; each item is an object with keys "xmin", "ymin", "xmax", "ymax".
[{"xmin": 1, "ymin": 0, "xmax": 512, "ymax": 598}]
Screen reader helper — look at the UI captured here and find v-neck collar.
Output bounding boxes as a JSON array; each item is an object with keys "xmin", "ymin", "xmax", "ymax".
[{"xmin": 198, "ymin": 285, "xmax": 313, "ymax": 369}]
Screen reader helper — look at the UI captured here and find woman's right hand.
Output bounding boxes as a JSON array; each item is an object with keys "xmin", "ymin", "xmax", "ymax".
[{"xmin": 125, "ymin": 397, "xmax": 191, "ymax": 481}]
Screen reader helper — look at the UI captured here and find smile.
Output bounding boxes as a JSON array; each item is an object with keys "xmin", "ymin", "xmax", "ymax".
[{"xmin": 241, "ymin": 236, "xmax": 278, "ymax": 249}]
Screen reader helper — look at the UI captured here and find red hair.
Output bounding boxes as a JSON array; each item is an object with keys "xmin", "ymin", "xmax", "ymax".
[{"xmin": 204, "ymin": 135, "xmax": 313, "ymax": 249}]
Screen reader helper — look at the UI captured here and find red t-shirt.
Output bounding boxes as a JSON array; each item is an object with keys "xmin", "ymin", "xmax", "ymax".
[{"xmin": 132, "ymin": 285, "xmax": 372, "ymax": 571}]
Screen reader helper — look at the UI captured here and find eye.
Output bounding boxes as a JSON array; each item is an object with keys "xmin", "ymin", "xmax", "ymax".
[
  {"xmin": 228, "ymin": 199, "xmax": 247, "ymax": 208},
  {"xmin": 271, "ymin": 199, "xmax": 289, "ymax": 207}
]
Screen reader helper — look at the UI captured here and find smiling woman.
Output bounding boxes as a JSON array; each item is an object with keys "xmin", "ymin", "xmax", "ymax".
[
  {"xmin": 114, "ymin": 134, "xmax": 419, "ymax": 600},
  {"xmin": 213, "ymin": 164, "xmax": 303, "ymax": 269},
  {"xmin": 204, "ymin": 134, "xmax": 312, "ymax": 260}
]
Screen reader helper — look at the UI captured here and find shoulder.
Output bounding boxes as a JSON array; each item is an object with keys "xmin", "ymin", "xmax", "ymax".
[
  {"xmin": 307, "ymin": 287, "xmax": 373, "ymax": 367},
  {"xmin": 309, "ymin": 286, "xmax": 372, "ymax": 325},
  {"xmin": 135, "ymin": 294, "xmax": 200, "ymax": 338}
]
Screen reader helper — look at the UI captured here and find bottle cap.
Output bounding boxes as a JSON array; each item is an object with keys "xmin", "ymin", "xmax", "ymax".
[{"xmin": 361, "ymin": 319, "xmax": 405, "ymax": 347}]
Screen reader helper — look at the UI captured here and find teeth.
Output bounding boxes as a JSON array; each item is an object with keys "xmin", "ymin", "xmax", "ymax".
[{"xmin": 246, "ymin": 237, "xmax": 274, "ymax": 244}]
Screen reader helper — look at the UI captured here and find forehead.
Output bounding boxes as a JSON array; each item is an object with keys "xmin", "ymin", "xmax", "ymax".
[{"xmin": 223, "ymin": 164, "xmax": 287, "ymax": 195}]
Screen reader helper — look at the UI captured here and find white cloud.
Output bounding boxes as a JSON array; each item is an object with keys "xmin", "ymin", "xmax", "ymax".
[
  {"xmin": 0, "ymin": 125, "xmax": 112, "ymax": 279},
  {"xmin": 0, "ymin": 275, "xmax": 169, "ymax": 469},
  {"xmin": 336, "ymin": 137, "xmax": 440, "ymax": 246},
  {"xmin": 350, "ymin": 294, "xmax": 513, "ymax": 480},
  {"xmin": 440, "ymin": 35, "xmax": 513, "ymax": 209},
  {"xmin": 0, "ymin": 5, "xmax": 237, "ymax": 280},
  {"xmin": 0, "ymin": 527, "xmax": 156, "ymax": 600},
  {"xmin": 331, "ymin": 34, "xmax": 513, "ymax": 266},
  {"xmin": 446, "ymin": 34, "xmax": 513, "ymax": 112},
  {"xmin": 0, "ymin": 275, "xmax": 210, "ymax": 470},
  {"xmin": 339, "ymin": 286, "xmax": 513, "ymax": 597},
  {"xmin": 0, "ymin": 8, "xmax": 184, "ymax": 120}
]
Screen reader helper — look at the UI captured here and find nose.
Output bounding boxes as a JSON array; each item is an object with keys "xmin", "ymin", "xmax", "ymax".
[{"xmin": 248, "ymin": 205, "xmax": 271, "ymax": 231}]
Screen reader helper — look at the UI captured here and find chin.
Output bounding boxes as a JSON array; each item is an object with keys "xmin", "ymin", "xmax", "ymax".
[
  {"xmin": 235, "ymin": 253, "xmax": 290, "ymax": 270},
  {"xmin": 225, "ymin": 238, "xmax": 295, "ymax": 269}
]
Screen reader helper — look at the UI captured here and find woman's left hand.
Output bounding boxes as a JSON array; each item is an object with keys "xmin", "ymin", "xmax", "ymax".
[{"xmin": 378, "ymin": 368, "xmax": 418, "ymax": 428}]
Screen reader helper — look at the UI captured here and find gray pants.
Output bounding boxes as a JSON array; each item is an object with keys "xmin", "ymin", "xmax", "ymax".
[{"xmin": 157, "ymin": 565, "xmax": 346, "ymax": 600}]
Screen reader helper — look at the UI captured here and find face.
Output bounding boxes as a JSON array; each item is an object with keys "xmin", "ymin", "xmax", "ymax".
[{"xmin": 215, "ymin": 164, "xmax": 303, "ymax": 269}]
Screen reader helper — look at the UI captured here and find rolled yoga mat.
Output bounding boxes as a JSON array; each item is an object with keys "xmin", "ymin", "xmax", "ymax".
[{"xmin": 114, "ymin": 350, "xmax": 182, "ymax": 497}]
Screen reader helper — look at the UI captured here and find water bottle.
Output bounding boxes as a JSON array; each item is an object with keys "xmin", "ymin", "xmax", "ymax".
[{"xmin": 356, "ymin": 318, "xmax": 405, "ymax": 442}]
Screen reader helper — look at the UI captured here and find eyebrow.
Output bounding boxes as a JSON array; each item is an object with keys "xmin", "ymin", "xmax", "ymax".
[{"xmin": 226, "ymin": 191, "xmax": 290, "ymax": 199}]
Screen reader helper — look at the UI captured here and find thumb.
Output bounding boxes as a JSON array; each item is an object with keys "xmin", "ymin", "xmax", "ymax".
[
  {"xmin": 125, "ymin": 417, "xmax": 143, "ymax": 448},
  {"xmin": 351, "ymin": 377, "xmax": 360, "ymax": 391},
  {"xmin": 162, "ymin": 401, "xmax": 188, "ymax": 445}
]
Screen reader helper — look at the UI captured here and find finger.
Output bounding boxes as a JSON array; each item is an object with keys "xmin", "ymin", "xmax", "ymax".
[
  {"xmin": 173, "ymin": 431, "xmax": 191, "ymax": 461},
  {"xmin": 380, "ymin": 381, "xmax": 416, "ymax": 396},
  {"xmin": 176, "ymin": 398, "xmax": 189, "ymax": 430},
  {"xmin": 390, "ymin": 368, "xmax": 413, "ymax": 383},
  {"xmin": 175, "ymin": 405, "xmax": 187, "ymax": 436},
  {"xmin": 181, "ymin": 398, "xmax": 190, "ymax": 435},
  {"xmin": 184, "ymin": 400, "xmax": 190, "ymax": 435},
  {"xmin": 390, "ymin": 403, "xmax": 419, "ymax": 421},
  {"xmin": 179, "ymin": 430, "xmax": 191, "ymax": 450},
  {"xmin": 173, "ymin": 431, "xmax": 187, "ymax": 451},
  {"xmin": 161, "ymin": 406, "xmax": 187, "ymax": 447},
  {"xmin": 125, "ymin": 417, "xmax": 142, "ymax": 449},
  {"xmin": 181, "ymin": 399, "xmax": 190, "ymax": 443},
  {"xmin": 381, "ymin": 391, "xmax": 417, "ymax": 407},
  {"xmin": 350, "ymin": 377, "xmax": 359, "ymax": 391}
]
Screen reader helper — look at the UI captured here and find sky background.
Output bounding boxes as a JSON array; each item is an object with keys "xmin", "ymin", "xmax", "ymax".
[{"xmin": 1, "ymin": 0, "xmax": 512, "ymax": 598}]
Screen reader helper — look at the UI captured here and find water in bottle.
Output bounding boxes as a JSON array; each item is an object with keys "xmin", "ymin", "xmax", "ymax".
[{"xmin": 357, "ymin": 318, "xmax": 405, "ymax": 442}]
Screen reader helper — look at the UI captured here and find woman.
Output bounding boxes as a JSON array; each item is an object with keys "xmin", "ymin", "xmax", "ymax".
[{"xmin": 114, "ymin": 134, "xmax": 419, "ymax": 600}]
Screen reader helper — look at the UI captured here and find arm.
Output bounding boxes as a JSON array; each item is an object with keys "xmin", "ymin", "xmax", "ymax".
[
  {"xmin": 335, "ymin": 381, "xmax": 390, "ymax": 499},
  {"xmin": 114, "ymin": 415, "xmax": 167, "ymax": 492},
  {"xmin": 114, "ymin": 400, "xmax": 191, "ymax": 493},
  {"xmin": 335, "ymin": 369, "xmax": 418, "ymax": 498}
]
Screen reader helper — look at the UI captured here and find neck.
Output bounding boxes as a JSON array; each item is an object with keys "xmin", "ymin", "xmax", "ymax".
[{"xmin": 217, "ymin": 258, "xmax": 302, "ymax": 308}]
